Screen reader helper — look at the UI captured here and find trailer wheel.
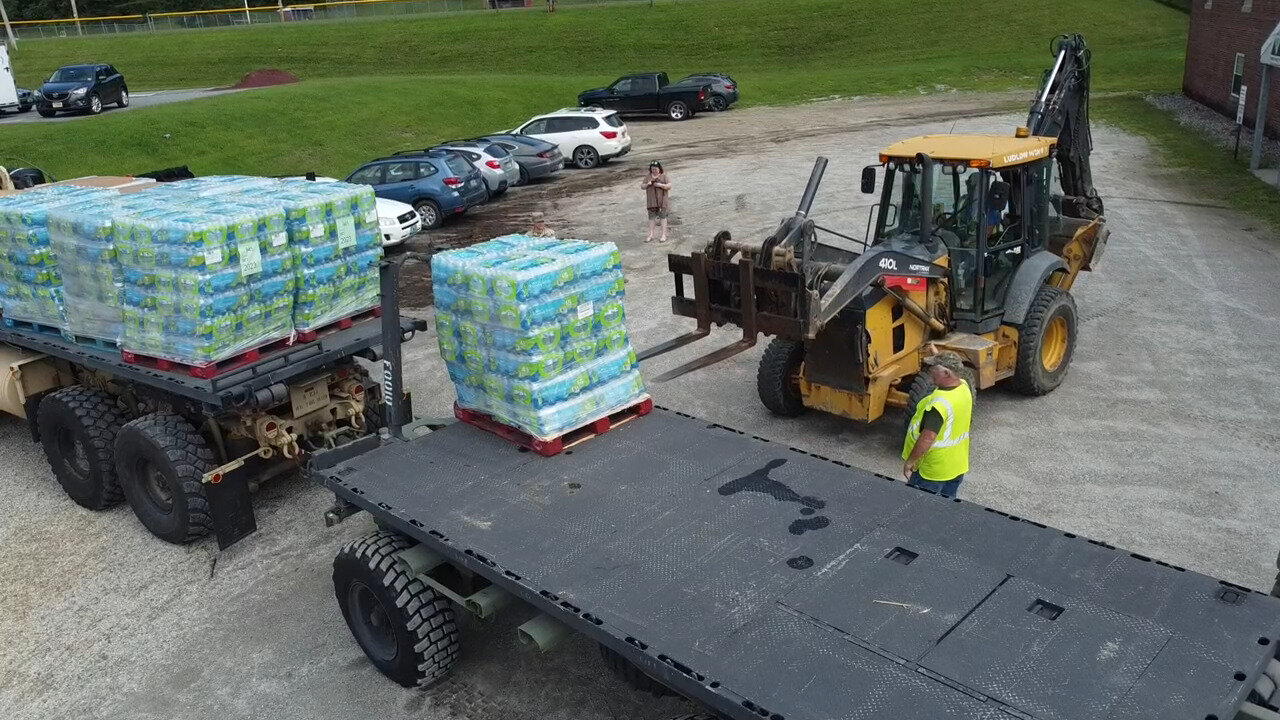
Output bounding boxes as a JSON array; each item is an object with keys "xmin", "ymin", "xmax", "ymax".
[
  {"xmin": 599, "ymin": 644, "xmax": 675, "ymax": 697},
  {"xmin": 36, "ymin": 385, "xmax": 128, "ymax": 510},
  {"xmin": 1010, "ymin": 285, "xmax": 1077, "ymax": 396},
  {"xmin": 333, "ymin": 530, "xmax": 459, "ymax": 688},
  {"xmin": 757, "ymin": 338, "xmax": 807, "ymax": 417},
  {"xmin": 114, "ymin": 413, "xmax": 215, "ymax": 544}
]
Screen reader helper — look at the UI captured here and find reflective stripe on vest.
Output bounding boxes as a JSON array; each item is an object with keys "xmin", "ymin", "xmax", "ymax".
[{"xmin": 901, "ymin": 381, "xmax": 972, "ymax": 481}]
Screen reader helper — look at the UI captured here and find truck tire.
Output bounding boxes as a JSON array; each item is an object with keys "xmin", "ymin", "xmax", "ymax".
[
  {"xmin": 1010, "ymin": 285, "xmax": 1077, "ymax": 396},
  {"xmin": 757, "ymin": 338, "xmax": 806, "ymax": 417},
  {"xmin": 667, "ymin": 100, "xmax": 690, "ymax": 121},
  {"xmin": 333, "ymin": 530, "xmax": 459, "ymax": 688},
  {"xmin": 114, "ymin": 413, "xmax": 215, "ymax": 544},
  {"xmin": 901, "ymin": 366, "xmax": 976, "ymax": 436},
  {"xmin": 36, "ymin": 385, "xmax": 128, "ymax": 510},
  {"xmin": 599, "ymin": 644, "xmax": 675, "ymax": 697}
]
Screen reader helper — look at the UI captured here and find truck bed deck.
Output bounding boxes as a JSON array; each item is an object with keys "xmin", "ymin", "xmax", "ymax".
[
  {"xmin": 0, "ymin": 317, "xmax": 394, "ymax": 409},
  {"xmin": 315, "ymin": 408, "xmax": 1280, "ymax": 720}
]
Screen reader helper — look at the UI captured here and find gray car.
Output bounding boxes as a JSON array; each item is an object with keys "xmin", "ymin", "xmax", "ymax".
[
  {"xmin": 477, "ymin": 134, "xmax": 564, "ymax": 185},
  {"xmin": 678, "ymin": 72, "xmax": 739, "ymax": 111},
  {"xmin": 429, "ymin": 140, "xmax": 519, "ymax": 196}
]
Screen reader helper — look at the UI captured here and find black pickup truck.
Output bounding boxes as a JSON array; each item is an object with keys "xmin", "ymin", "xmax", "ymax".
[{"xmin": 577, "ymin": 72, "xmax": 710, "ymax": 121}]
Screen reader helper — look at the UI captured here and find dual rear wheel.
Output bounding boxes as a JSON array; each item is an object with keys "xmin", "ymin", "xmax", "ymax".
[{"xmin": 36, "ymin": 386, "xmax": 215, "ymax": 543}]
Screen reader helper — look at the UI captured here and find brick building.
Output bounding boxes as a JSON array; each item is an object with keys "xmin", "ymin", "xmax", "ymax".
[{"xmin": 1184, "ymin": 1, "xmax": 1280, "ymax": 137}]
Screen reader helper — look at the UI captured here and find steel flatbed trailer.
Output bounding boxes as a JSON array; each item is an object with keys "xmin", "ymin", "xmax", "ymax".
[{"xmin": 313, "ymin": 406, "xmax": 1280, "ymax": 720}]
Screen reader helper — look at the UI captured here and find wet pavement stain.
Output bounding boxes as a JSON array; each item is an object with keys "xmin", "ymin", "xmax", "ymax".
[
  {"xmin": 788, "ymin": 516, "xmax": 830, "ymax": 535},
  {"xmin": 718, "ymin": 458, "xmax": 832, "ymax": 569},
  {"xmin": 717, "ymin": 458, "xmax": 825, "ymax": 510}
]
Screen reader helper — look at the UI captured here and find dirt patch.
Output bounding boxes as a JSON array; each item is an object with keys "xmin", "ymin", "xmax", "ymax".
[{"xmin": 227, "ymin": 69, "xmax": 299, "ymax": 90}]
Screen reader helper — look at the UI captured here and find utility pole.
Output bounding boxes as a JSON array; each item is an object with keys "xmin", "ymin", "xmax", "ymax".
[
  {"xmin": 70, "ymin": 0, "xmax": 82, "ymax": 36},
  {"xmin": 0, "ymin": 0, "xmax": 16, "ymax": 48},
  {"xmin": 244, "ymin": 0, "xmax": 251, "ymax": 24}
]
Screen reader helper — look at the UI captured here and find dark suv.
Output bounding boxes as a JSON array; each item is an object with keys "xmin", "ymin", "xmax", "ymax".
[{"xmin": 36, "ymin": 64, "xmax": 128, "ymax": 117}]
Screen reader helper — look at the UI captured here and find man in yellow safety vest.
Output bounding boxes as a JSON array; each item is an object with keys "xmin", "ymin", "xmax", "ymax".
[{"xmin": 902, "ymin": 350, "xmax": 972, "ymax": 498}]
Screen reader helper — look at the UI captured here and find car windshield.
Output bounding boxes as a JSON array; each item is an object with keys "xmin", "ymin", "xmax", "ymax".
[
  {"xmin": 602, "ymin": 113, "xmax": 623, "ymax": 128},
  {"xmin": 443, "ymin": 155, "xmax": 472, "ymax": 176},
  {"xmin": 49, "ymin": 66, "xmax": 94, "ymax": 83}
]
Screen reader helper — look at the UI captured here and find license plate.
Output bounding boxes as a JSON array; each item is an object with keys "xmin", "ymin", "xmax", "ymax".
[
  {"xmin": 51, "ymin": 102, "xmax": 62, "ymax": 108},
  {"xmin": 289, "ymin": 377, "xmax": 331, "ymax": 417}
]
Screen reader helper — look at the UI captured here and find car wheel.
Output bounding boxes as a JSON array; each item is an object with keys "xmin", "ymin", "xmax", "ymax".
[
  {"xmin": 118, "ymin": 88, "xmax": 130, "ymax": 108},
  {"xmin": 413, "ymin": 200, "xmax": 442, "ymax": 229},
  {"xmin": 87, "ymin": 93, "xmax": 103, "ymax": 115},
  {"xmin": 37, "ymin": 106, "xmax": 56, "ymax": 118},
  {"xmin": 666, "ymin": 100, "xmax": 689, "ymax": 121},
  {"xmin": 709, "ymin": 95, "xmax": 728, "ymax": 112},
  {"xmin": 518, "ymin": 166, "xmax": 530, "ymax": 186},
  {"xmin": 573, "ymin": 145, "xmax": 600, "ymax": 169},
  {"xmin": 494, "ymin": 181, "xmax": 508, "ymax": 196}
]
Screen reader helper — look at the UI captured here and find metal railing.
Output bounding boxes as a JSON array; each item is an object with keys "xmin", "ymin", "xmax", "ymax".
[{"xmin": 8, "ymin": 0, "xmax": 652, "ymax": 40}]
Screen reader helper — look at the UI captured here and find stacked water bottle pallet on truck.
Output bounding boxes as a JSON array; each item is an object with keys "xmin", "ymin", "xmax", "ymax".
[{"xmin": 0, "ymin": 175, "xmax": 384, "ymax": 377}]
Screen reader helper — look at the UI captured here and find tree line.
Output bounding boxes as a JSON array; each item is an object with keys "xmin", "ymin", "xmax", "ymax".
[{"xmin": 12, "ymin": 1, "xmax": 242, "ymax": 21}]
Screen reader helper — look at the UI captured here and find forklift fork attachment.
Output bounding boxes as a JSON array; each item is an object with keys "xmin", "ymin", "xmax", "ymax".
[{"xmin": 644, "ymin": 256, "xmax": 760, "ymax": 382}]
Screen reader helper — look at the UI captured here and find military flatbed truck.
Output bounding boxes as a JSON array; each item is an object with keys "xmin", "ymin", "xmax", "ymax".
[
  {"xmin": 0, "ymin": 266, "xmax": 422, "ymax": 548},
  {"xmin": 311, "ymin": 257, "xmax": 1280, "ymax": 720}
]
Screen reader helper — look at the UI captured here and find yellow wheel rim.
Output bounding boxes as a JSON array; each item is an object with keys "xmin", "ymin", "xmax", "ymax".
[{"xmin": 1040, "ymin": 315, "xmax": 1069, "ymax": 372}]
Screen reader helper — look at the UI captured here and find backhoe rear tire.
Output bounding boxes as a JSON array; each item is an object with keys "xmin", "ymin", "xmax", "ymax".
[
  {"xmin": 757, "ymin": 338, "xmax": 806, "ymax": 417},
  {"xmin": 1010, "ymin": 285, "xmax": 1077, "ymax": 396}
]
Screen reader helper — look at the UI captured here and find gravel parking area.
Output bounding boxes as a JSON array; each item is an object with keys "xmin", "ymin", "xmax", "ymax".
[{"xmin": 3, "ymin": 91, "xmax": 1279, "ymax": 720}]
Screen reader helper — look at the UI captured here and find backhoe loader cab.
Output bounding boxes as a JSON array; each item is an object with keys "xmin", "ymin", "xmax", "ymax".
[
  {"xmin": 641, "ymin": 34, "xmax": 1109, "ymax": 427},
  {"xmin": 867, "ymin": 134, "xmax": 1060, "ymax": 336}
]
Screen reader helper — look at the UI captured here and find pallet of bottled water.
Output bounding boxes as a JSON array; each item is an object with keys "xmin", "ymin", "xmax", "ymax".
[
  {"xmin": 0, "ymin": 184, "xmax": 115, "ymax": 336},
  {"xmin": 432, "ymin": 234, "xmax": 647, "ymax": 440}
]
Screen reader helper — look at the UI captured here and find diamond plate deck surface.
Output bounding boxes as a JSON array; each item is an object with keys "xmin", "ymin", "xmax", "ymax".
[{"xmin": 319, "ymin": 408, "xmax": 1280, "ymax": 720}]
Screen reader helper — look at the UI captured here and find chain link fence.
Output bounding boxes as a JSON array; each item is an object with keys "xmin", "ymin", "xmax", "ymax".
[{"xmin": 9, "ymin": 0, "xmax": 651, "ymax": 40}]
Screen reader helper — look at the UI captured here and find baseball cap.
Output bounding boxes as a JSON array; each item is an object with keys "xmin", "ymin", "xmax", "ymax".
[{"xmin": 923, "ymin": 350, "xmax": 965, "ymax": 374}]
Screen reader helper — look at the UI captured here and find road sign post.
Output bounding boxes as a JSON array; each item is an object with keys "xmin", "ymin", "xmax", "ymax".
[{"xmin": 1236, "ymin": 85, "xmax": 1248, "ymax": 160}]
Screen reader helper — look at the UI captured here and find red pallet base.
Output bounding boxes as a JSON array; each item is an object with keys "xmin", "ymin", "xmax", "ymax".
[
  {"xmin": 295, "ymin": 306, "xmax": 382, "ymax": 344},
  {"xmin": 454, "ymin": 396, "xmax": 654, "ymax": 457},
  {"xmin": 121, "ymin": 335, "xmax": 295, "ymax": 379}
]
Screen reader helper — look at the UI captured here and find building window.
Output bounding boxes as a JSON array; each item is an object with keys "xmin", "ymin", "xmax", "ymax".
[
  {"xmin": 1232, "ymin": 53, "xmax": 1245, "ymax": 97},
  {"xmin": 1203, "ymin": 0, "xmax": 1211, "ymax": 8},
  {"xmin": 1243, "ymin": 0, "xmax": 1253, "ymax": 12}
]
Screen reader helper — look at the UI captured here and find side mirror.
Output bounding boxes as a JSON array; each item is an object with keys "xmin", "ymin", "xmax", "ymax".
[
  {"xmin": 987, "ymin": 180, "xmax": 1011, "ymax": 210},
  {"xmin": 860, "ymin": 165, "xmax": 877, "ymax": 194}
]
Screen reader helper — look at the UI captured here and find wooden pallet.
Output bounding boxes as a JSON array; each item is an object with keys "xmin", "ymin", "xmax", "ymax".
[
  {"xmin": 2, "ymin": 318, "xmax": 119, "ymax": 351},
  {"xmin": 454, "ymin": 396, "xmax": 654, "ymax": 457},
  {"xmin": 295, "ymin": 306, "xmax": 382, "ymax": 344},
  {"xmin": 120, "ymin": 334, "xmax": 295, "ymax": 379}
]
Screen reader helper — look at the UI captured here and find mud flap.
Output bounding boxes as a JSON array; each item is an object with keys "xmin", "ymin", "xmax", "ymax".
[{"xmin": 207, "ymin": 474, "xmax": 257, "ymax": 550}]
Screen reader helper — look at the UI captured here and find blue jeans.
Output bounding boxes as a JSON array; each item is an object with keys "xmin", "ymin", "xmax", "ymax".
[{"xmin": 908, "ymin": 471, "xmax": 964, "ymax": 499}]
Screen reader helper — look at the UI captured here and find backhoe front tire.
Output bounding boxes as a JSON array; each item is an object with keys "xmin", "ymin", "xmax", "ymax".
[
  {"xmin": 333, "ymin": 530, "xmax": 460, "ymax": 688},
  {"xmin": 114, "ymin": 413, "xmax": 215, "ymax": 544},
  {"xmin": 36, "ymin": 386, "xmax": 128, "ymax": 510},
  {"xmin": 757, "ymin": 338, "xmax": 806, "ymax": 417},
  {"xmin": 1011, "ymin": 285, "xmax": 1077, "ymax": 396}
]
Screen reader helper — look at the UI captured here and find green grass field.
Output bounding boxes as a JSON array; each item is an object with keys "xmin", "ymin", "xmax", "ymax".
[{"xmin": 4, "ymin": 0, "xmax": 1190, "ymax": 179}]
